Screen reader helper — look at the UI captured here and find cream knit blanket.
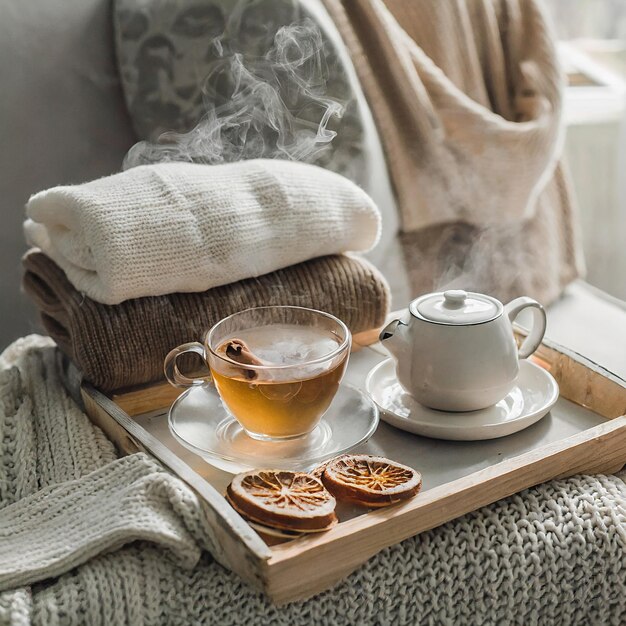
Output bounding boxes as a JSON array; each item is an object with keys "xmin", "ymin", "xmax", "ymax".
[
  {"xmin": 24, "ymin": 160, "xmax": 381, "ymax": 305},
  {"xmin": 1, "ymin": 337, "xmax": 626, "ymax": 625}
]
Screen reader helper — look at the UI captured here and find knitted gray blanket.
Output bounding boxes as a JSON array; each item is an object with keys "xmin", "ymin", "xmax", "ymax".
[{"xmin": 1, "ymin": 337, "xmax": 625, "ymax": 626}]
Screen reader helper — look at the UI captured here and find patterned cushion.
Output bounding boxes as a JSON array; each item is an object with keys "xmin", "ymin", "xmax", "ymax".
[{"xmin": 113, "ymin": 0, "xmax": 368, "ymax": 187}]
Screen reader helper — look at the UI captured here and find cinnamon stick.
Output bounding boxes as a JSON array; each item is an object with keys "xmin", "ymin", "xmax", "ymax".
[{"xmin": 218, "ymin": 339, "xmax": 266, "ymax": 380}]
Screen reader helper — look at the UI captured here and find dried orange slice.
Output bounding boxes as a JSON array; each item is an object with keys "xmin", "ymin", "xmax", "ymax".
[
  {"xmin": 226, "ymin": 470, "xmax": 337, "ymax": 532},
  {"xmin": 321, "ymin": 455, "xmax": 421, "ymax": 508}
]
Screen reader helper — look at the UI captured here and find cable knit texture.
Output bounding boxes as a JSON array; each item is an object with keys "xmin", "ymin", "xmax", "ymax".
[
  {"xmin": 23, "ymin": 160, "xmax": 381, "ymax": 305},
  {"xmin": 21, "ymin": 250, "xmax": 390, "ymax": 391},
  {"xmin": 1, "ymin": 337, "xmax": 625, "ymax": 625}
]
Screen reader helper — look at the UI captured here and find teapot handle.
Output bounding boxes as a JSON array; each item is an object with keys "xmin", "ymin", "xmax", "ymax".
[{"xmin": 504, "ymin": 297, "xmax": 547, "ymax": 359}]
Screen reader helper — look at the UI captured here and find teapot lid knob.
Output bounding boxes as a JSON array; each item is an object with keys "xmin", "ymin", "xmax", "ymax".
[{"xmin": 443, "ymin": 290, "xmax": 467, "ymax": 308}]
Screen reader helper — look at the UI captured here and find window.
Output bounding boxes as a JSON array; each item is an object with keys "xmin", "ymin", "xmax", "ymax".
[{"xmin": 546, "ymin": 0, "xmax": 626, "ymax": 300}]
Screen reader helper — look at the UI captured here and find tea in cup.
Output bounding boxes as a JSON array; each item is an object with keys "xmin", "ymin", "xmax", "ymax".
[{"xmin": 164, "ymin": 306, "xmax": 351, "ymax": 440}]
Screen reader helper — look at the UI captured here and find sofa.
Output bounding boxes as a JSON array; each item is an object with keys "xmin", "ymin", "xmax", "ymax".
[{"xmin": 1, "ymin": 0, "xmax": 625, "ymax": 379}]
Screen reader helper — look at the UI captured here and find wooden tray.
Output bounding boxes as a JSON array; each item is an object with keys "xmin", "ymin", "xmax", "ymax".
[{"xmin": 68, "ymin": 326, "xmax": 626, "ymax": 605}]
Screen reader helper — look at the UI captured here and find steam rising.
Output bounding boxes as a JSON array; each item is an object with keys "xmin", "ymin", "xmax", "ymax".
[
  {"xmin": 124, "ymin": 18, "xmax": 345, "ymax": 169},
  {"xmin": 400, "ymin": 220, "xmax": 537, "ymax": 304}
]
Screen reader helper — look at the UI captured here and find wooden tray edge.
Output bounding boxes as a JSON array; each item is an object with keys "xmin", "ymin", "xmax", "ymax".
[
  {"xmin": 264, "ymin": 416, "xmax": 626, "ymax": 603},
  {"xmin": 72, "ymin": 318, "xmax": 626, "ymax": 603},
  {"xmin": 81, "ymin": 383, "xmax": 272, "ymax": 592}
]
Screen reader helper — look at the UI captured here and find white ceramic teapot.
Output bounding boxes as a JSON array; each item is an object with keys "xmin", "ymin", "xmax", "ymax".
[{"xmin": 380, "ymin": 290, "xmax": 547, "ymax": 412}]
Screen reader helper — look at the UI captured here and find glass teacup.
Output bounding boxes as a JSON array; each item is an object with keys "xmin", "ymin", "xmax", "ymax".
[{"xmin": 164, "ymin": 306, "xmax": 351, "ymax": 440}]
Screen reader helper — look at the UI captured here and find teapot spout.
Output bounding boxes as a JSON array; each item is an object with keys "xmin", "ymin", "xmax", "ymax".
[{"xmin": 379, "ymin": 318, "xmax": 409, "ymax": 360}]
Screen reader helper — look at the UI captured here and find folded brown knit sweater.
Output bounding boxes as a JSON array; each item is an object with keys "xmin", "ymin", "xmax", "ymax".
[{"xmin": 23, "ymin": 251, "xmax": 390, "ymax": 392}]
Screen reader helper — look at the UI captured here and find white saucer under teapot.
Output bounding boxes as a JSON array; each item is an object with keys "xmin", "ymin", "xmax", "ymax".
[{"xmin": 379, "ymin": 290, "xmax": 547, "ymax": 412}]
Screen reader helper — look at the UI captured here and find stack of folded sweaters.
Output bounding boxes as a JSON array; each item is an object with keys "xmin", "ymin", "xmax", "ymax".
[{"xmin": 22, "ymin": 159, "xmax": 390, "ymax": 391}]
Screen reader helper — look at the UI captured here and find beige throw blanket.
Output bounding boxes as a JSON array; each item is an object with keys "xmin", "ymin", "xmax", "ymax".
[
  {"xmin": 24, "ymin": 160, "xmax": 381, "ymax": 305},
  {"xmin": 323, "ymin": 0, "xmax": 563, "ymax": 230},
  {"xmin": 323, "ymin": 0, "xmax": 583, "ymax": 304}
]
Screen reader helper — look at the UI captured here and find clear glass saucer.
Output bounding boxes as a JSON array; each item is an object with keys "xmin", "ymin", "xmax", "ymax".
[{"xmin": 168, "ymin": 383, "xmax": 379, "ymax": 473}]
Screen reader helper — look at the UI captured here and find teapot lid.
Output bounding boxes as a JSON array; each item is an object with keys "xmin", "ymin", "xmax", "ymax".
[{"xmin": 411, "ymin": 290, "xmax": 501, "ymax": 325}]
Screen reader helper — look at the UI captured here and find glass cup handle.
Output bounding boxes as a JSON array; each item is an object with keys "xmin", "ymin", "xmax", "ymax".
[{"xmin": 164, "ymin": 342, "xmax": 212, "ymax": 389}]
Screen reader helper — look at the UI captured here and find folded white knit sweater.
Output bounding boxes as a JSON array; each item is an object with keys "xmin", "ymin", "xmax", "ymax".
[{"xmin": 24, "ymin": 160, "xmax": 381, "ymax": 304}]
